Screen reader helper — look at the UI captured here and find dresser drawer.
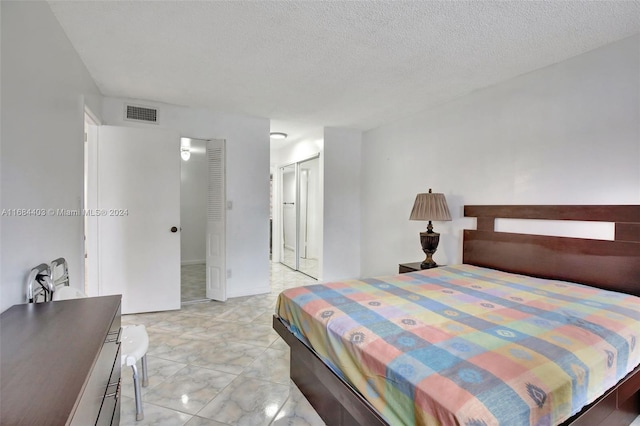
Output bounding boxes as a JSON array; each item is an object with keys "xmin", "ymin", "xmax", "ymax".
[
  {"xmin": 71, "ymin": 304, "xmax": 121, "ymax": 426},
  {"xmin": 97, "ymin": 343, "xmax": 121, "ymax": 426}
]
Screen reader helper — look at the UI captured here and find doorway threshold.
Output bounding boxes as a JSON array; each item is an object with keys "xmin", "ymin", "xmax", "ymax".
[{"xmin": 181, "ymin": 298, "xmax": 211, "ymax": 306}]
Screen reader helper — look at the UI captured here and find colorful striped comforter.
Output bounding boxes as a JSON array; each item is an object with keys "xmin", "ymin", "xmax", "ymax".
[{"xmin": 276, "ymin": 265, "xmax": 640, "ymax": 425}]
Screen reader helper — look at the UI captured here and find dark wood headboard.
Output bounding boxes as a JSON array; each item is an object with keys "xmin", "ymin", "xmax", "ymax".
[{"xmin": 463, "ymin": 205, "xmax": 640, "ymax": 296}]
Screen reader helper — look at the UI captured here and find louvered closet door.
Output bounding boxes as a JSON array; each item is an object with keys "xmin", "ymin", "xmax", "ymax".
[{"xmin": 206, "ymin": 139, "xmax": 227, "ymax": 301}]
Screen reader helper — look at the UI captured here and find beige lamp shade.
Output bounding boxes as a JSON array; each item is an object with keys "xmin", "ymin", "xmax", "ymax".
[{"xmin": 409, "ymin": 189, "xmax": 452, "ymax": 221}]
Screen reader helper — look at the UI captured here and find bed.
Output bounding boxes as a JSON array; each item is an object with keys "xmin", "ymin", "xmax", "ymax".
[{"xmin": 273, "ymin": 205, "xmax": 640, "ymax": 426}]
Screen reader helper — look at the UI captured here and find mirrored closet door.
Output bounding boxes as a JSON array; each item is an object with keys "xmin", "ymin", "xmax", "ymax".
[
  {"xmin": 280, "ymin": 155, "xmax": 320, "ymax": 279},
  {"xmin": 280, "ymin": 163, "xmax": 297, "ymax": 270}
]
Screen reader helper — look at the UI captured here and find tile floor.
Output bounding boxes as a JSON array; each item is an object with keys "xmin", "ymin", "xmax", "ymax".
[
  {"xmin": 180, "ymin": 264, "xmax": 207, "ymax": 303},
  {"xmin": 120, "ymin": 262, "xmax": 325, "ymax": 426}
]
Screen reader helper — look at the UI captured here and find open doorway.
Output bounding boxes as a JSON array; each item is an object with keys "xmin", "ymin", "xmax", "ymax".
[
  {"xmin": 180, "ymin": 137, "xmax": 227, "ymax": 303},
  {"xmin": 180, "ymin": 137, "xmax": 208, "ymax": 303}
]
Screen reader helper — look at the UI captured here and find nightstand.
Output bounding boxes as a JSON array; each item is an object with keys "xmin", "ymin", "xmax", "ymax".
[
  {"xmin": 399, "ymin": 262, "xmax": 423, "ymax": 273},
  {"xmin": 399, "ymin": 262, "xmax": 444, "ymax": 273}
]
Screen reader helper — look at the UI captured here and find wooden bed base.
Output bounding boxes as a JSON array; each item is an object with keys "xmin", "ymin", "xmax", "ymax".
[{"xmin": 273, "ymin": 205, "xmax": 640, "ymax": 426}]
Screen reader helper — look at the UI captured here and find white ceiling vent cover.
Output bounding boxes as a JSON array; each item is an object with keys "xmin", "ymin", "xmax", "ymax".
[{"xmin": 124, "ymin": 104, "xmax": 158, "ymax": 124}]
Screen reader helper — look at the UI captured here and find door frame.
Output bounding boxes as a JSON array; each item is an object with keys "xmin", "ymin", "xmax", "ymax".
[{"xmin": 83, "ymin": 107, "xmax": 100, "ymax": 296}]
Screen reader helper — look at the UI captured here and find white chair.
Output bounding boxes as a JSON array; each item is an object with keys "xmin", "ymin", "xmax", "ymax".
[
  {"xmin": 52, "ymin": 286, "xmax": 87, "ymax": 300},
  {"xmin": 52, "ymin": 277, "xmax": 149, "ymax": 421},
  {"xmin": 120, "ymin": 324, "xmax": 149, "ymax": 421}
]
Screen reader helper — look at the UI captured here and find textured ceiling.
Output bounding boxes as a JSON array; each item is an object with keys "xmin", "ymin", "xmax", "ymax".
[{"xmin": 48, "ymin": 1, "xmax": 640, "ymax": 143}]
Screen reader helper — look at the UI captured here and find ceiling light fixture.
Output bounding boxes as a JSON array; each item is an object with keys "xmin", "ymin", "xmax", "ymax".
[{"xmin": 270, "ymin": 132, "xmax": 288, "ymax": 140}]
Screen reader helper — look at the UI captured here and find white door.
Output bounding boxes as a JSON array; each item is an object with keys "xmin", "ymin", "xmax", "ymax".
[
  {"xmin": 97, "ymin": 125, "xmax": 181, "ymax": 314},
  {"xmin": 206, "ymin": 139, "xmax": 226, "ymax": 302}
]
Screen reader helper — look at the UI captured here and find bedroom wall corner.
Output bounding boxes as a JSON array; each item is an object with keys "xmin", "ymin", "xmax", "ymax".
[{"xmin": 323, "ymin": 127, "xmax": 362, "ymax": 282}]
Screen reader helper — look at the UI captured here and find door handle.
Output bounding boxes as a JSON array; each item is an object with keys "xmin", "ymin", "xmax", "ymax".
[{"xmin": 170, "ymin": 226, "xmax": 178, "ymax": 233}]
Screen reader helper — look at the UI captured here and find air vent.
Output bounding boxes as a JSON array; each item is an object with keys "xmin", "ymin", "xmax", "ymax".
[{"xmin": 124, "ymin": 104, "xmax": 158, "ymax": 124}]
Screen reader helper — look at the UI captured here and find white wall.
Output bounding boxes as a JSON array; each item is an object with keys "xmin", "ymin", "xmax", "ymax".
[
  {"xmin": 102, "ymin": 97, "xmax": 270, "ymax": 298},
  {"xmin": 361, "ymin": 35, "xmax": 640, "ymax": 277},
  {"xmin": 180, "ymin": 139, "xmax": 207, "ymax": 264},
  {"xmin": 1, "ymin": 1, "xmax": 4, "ymax": 310},
  {"xmin": 323, "ymin": 127, "xmax": 362, "ymax": 282},
  {"xmin": 0, "ymin": 1, "xmax": 103, "ymax": 312}
]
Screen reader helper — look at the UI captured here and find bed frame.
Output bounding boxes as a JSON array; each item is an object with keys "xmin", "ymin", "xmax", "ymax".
[{"xmin": 273, "ymin": 205, "xmax": 640, "ymax": 426}]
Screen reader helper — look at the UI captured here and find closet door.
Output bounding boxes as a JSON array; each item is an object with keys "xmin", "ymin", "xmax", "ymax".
[
  {"xmin": 206, "ymin": 139, "xmax": 227, "ymax": 302},
  {"xmin": 297, "ymin": 156, "xmax": 320, "ymax": 278},
  {"xmin": 279, "ymin": 155, "xmax": 320, "ymax": 278},
  {"xmin": 280, "ymin": 164, "xmax": 297, "ymax": 270}
]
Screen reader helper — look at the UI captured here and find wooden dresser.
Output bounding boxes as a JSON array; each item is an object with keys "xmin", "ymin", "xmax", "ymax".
[{"xmin": 0, "ymin": 295, "xmax": 122, "ymax": 425}]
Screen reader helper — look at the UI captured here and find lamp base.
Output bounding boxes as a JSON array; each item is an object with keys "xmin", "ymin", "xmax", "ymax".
[
  {"xmin": 420, "ymin": 260, "xmax": 438, "ymax": 269},
  {"xmin": 419, "ymin": 229, "xmax": 440, "ymax": 270}
]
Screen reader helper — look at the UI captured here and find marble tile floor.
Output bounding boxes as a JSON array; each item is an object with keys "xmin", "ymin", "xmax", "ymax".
[
  {"xmin": 181, "ymin": 263, "xmax": 207, "ymax": 303},
  {"xmin": 120, "ymin": 262, "xmax": 325, "ymax": 426}
]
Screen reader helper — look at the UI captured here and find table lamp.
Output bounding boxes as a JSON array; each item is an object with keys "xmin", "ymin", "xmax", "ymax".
[{"xmin": 409, "ymin": 188, "xmax": 452, "ymax": 269}]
